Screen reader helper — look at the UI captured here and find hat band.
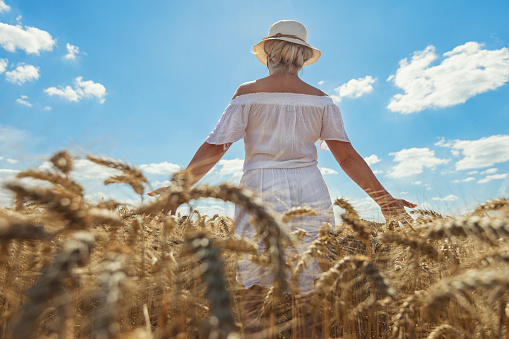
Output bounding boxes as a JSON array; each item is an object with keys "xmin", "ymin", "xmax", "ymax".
[{"xmin": 262, "ymin": 33, "xmax": 306, "ymax": 43}]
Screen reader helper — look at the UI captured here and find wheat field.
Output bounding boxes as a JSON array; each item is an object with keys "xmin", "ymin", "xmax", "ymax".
[{"xmin": 0, "ymin": 151, "xmax": 508, "ymax": 339}]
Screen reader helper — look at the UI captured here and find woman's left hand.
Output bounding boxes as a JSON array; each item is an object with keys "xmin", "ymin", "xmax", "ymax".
[{"xmin": 380, "ymin": 197, "xmax": 416, "ymax": 227}]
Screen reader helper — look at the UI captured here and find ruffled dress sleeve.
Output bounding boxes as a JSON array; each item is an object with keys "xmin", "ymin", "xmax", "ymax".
[
  {"xmin": 205, "ymin": 101, "xmax": 249, "ymax": 149},
  {"xmin": 319, "ymin": 103, "xmax": 350, "ymax": 151}
]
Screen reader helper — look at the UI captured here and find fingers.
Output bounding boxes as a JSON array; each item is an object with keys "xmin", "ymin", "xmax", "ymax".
[{"xmin": 398, "ymin": 199, "xmax": 417, "ymax": 208}]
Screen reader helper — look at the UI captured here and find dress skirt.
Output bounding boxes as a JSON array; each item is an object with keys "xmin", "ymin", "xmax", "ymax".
[{"xmin": 234, "ymin": 165, "xmax": 335, "ymax": 294}]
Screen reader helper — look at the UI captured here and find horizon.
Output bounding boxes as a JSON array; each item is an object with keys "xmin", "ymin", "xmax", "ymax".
[{"xmin": 1, "ymin": 0, "xmax": 508, "ymax": 221}]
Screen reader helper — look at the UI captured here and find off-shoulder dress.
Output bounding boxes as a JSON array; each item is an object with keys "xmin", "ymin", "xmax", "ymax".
[{"xmin": 205, "ymin": 92, "xmax": 350, "ymax": 293}]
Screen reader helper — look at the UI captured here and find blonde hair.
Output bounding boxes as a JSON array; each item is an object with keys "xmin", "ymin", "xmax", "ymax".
[{"xmin": 263, "ymin": 39, "xmax": 314, "ymax": 73}]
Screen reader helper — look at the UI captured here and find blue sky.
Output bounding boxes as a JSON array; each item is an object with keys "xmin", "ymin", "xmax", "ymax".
[{"xmin": 1, "ymin": 0, "xmax": 508, "ymax": 220}]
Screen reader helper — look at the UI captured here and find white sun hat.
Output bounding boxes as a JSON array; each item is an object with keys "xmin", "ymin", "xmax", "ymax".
[{"xmin": 253, "ymin": 20, "xmax": 321, "ymax": 66}]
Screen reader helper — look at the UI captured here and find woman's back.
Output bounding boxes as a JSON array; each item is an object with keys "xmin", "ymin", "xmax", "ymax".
[{"xmin": 214, "ymin": 92, "xmax": 349, "ymax": 171}]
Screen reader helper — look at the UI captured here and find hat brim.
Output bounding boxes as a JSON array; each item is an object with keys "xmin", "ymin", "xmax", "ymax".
[{"xmin": 253, "ymin": 38, "xmax": 321, "ymax": 67}]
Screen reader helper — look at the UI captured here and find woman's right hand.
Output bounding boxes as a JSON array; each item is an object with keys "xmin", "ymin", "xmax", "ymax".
[{"xmin": 147, "ymin": 186, "xmax": 170, "ymax": 197}]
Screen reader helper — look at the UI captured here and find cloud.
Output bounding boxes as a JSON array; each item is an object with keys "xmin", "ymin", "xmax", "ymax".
[
  {"xmin": 67, "ymin": 159, "xmax": 122, "ymax": 181},
  {"xmin": 44, "ymin": 76, "xmax": 107, "ymax": 103},
  {"xmin": 432, "ymin": 194, "xmax": 458, "ymax": 202},
  {"xmin": 139, "ymin": 161, "xmax": 181, "ymax": 175},
  {"xmin": 15, "ymin": 95, "xmax": 31, "ymax": 107},
  {"xmin": 6, "ymin": 158, "xmax": 17, "ymax": 164},
  {"xmin": 478, "ymin": 173, "xmax": 507, "ymax": 184},
  {"xmin": 437, "ymin": 135, "xmax": 509, "ymax": 170},
  {"xmin": 387, "ymin": 42, "xmax": 509, "ymax": 114},
  {"xmin": 480, "ymin": 168, "xmax": 498, "ymax": 175},
  {"xmin": 5, "ymin": 63, "xmax": 39, "ymax": 85},
  {"xmin": 319, "ymin": 167, "xmax": 338, "ymax": 175},
  {"xmin": 411, "ymin": 181, "xmax": 422, "ymax": 185},
  {"xmin": 217, "ymin": 158, "xmax": 243, "ymax": 180},
  {"xmin": 317, "ymin": 80, "xmax": 324, "ymax": 85},
  {"xmin": 63, "ymin": 43, "xmax": 80, "ymax": 61},
  {"xmin": 364, "ymin": 154, "xmax": 381, "ymax": 166},
  {"xmin": 0, "ymin": 1, "xmax": 10, "ymax": 13},
  {"xmin": 331, "ymin": 76, "xmax": 376, "ymax": 103},
  {"xmin": 43, "ymin": 106, "xmax": 52, "ymax": 111},
  {"xmin": 453, "ymin": 177, "xmax": 475, "ymax": 183},
  {"xmin": 0, "ymin": 58, "xmax": 7, "ymax": 73},
  {"xmin": 0, "ymin": 168, "xmax": 20, "ymax": 206},
  {"xmin": 387, "ymin": 147, "xmax": 450, "ymax": 178},
  {"xmin": 0, "ymin": 22, "xmax": 55, "ymax": 54}
]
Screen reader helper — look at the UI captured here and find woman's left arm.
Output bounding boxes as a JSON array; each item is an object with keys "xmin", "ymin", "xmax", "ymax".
[{"xmin": 325, "ymin": 140, "xmax": 415, "ymax": 225}]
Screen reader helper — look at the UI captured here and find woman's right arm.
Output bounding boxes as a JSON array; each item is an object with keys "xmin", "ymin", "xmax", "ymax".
[
  {"xmin": 325, "ymin": 140, "xmax": 415, "ymax": 225},
  {"xmin": 148, "ymin": 142, "xmax": 228, "ymax": 196}
]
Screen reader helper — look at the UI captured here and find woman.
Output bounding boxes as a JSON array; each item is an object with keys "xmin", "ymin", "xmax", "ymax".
[{"xmin": 150, "ymin": 17, "xmax": 414, "ymax": 308}]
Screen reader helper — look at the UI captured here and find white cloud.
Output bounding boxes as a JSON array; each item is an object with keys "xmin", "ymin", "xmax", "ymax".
[
  {"xmin": 319, "ymin": 167, "xmax": 338, "ymax": 175},
  {"xmin": 69, "ymin": 159, "xmax": 122, "ymax": 181},
  {"xmin": 478, "ymin": 173, "xmax": 507, "ymax": 184},
  {"xmin": 373, "ymin": 170, "xmax": 383, "ymax": 174},
  {"xmin": 364, "ymin": 154, "xmax": 381, "ymax": 166},
  {"xmin": 331, "ymin": 76, "xmax": 376, "ymax": 103},
  {"xmin": 45, "ymin": 85, "xmax": 79, "ymax": 102},
  {"xmin": 0, "ymin": 58, "xmax": 7, "ymax": 73},
  {"xmin": 467, "ymin": 170, "xmax": 478, "ymax": 175},
  {"xmin": 44, "ymin": 76, "xmax": 107, "ymax": 103},
  {"xmin": 217, "ymin": 158, "xmax": 244, "ymax": 179},
  {"xmin": 437, "ymin": 135, "xmax": 509, "ymax": 170},
  {"xmin": 0, "ymin": 22, "xmax": 55, "ymax": 54},
  {"xmin": 139, "ymin": 161, "xmax": 181, "ymax": 175},
  {"xmin": 388, "ymin": 147, "xmax": 450, "ymax": 178},
  {"xmin": 43, "ymin": 106, "xmax": 52, "ymax": 111},
  {"xmin": 481, "ymin": 168, "xmax": 498, "ymax": 175},
  {"xmin": 432, "ymin": 194, "xmax": 458, "ymax": 202},
  {"xmin": 15, "ymin": 95, "xmax": 31, "ymax": 107},
  {"xmin": 5, "ymin": 63, "xmax": 39, "ymax": 85},
  {"xmin": 63, "ymin": 43, "xmax": 80, "ymax": 61},
  {"xmin": 0, "ymin": 168, "xmax": 20, "ymax": 206},
  {"xmin": 0, "ymin": 1, "xmax": 10, "ymax": 13},
  {"xmin": 317, "ymin": 80, "xmax": 324, "ymax": 85},
  {"xmin": 412, "ymin": 181, "xmax": 422, "ymax": 185},
  {"xmin": 6, "ymin": 158, "xmax": 17, "ymax": 164},
  {"xmin": 453, "ymin": 177, "xmax": 475, "ymax": 183},
  {"xmin": 387, "ymin": 42, "xmax": 509, "ymax": 114}
]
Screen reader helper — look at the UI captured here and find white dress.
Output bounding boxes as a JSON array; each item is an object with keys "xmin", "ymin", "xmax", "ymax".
[{"xmin": 205, "ymin": 92, "xmax": 350, "ymax": 293}]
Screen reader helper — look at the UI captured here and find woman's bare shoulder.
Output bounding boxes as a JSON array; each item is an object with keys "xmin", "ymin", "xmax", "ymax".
[
  {"xmin": 232, "ymin": 80, "xmax": 265, "ymax": 99},
  {"xmin": 231, "ymin": 78, "xmax": 329, "ymax": 99}
]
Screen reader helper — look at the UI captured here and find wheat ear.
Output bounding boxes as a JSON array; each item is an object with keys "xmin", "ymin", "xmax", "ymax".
[
  {"xmin": 334, "ymin": 198, "xmax": 371, "ymax": 241},
  {"xmin": 379, "ymin": 231, "xmax": 439, "ymax": 259},
  {"xmin": 135, "ymin": 172, "xmax": 294, "ymax": 296},
  {"xmin": 86, "ymin": 155, "xmax": 147, "ymax": 196}
]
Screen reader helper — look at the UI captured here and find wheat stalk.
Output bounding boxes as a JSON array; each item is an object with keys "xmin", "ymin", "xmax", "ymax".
[
  {"xmin": 183, "ymin": 232, "xmax": 236, "ymax": 338},
  {"xmin": 10, "ymin": 232, "xmax": 95, "ymax": 338},
  {"xmin": 92, "ymin": 252, "xmax": 127, "ymax": 339}
]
